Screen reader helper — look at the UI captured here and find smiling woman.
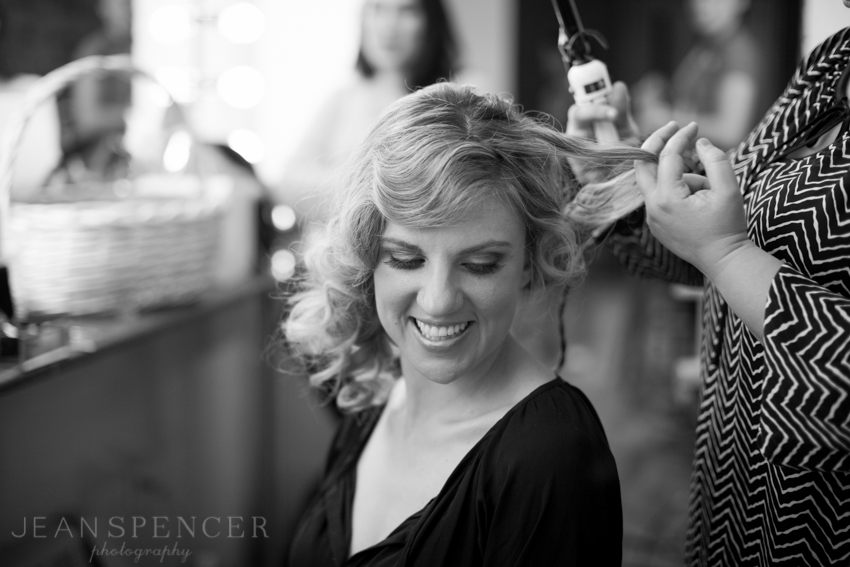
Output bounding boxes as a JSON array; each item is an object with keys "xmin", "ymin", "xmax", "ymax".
[
  {"xmin": 281, "ymin": 82, "xmax": 656, "ymax": 566},
  {"xmin": 374, "ymin": 202, "xmax": 530, "ymax": 387}
]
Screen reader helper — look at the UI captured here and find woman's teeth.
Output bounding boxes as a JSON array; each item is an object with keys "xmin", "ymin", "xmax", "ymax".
[{"xmin": 414, "ymin": 319, "xmax": 469, "ymax": 340}]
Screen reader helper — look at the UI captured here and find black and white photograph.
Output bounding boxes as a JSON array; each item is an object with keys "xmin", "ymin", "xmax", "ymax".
[{"xmin": 0, "ymin": 0, "xmax": 847, "ymax": 566}]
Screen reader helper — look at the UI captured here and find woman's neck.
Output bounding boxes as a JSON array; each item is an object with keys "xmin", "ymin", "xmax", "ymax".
[
  {"xmin": 392, "ymin": 336, "xmax": 551, "ymax": 435},
  {"xmin": 370, "ymin": 70, "xmax": 412, "ymax": 96}
]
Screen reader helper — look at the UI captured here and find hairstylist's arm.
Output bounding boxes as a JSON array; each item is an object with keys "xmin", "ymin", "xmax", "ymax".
[{"xmin": 633, "ymin": 122, "xmax": 782, "ymax": 342}]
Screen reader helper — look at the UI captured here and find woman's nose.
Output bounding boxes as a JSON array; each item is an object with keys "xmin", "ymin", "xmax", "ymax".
[
  {"xmin": 374, "ymin": 6, "xmax": 400, "ymax": 32},
  {"xmin": 417, "ymin": 267, "xmax": 463, "ymax": 316}
]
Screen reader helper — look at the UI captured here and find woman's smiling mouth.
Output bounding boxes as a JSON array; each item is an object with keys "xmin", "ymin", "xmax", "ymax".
[{"xmin": 412, "ymin": 318, "xmax": 471, "ymax": 342}]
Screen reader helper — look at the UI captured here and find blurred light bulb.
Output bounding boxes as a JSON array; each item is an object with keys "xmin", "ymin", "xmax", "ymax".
[
  {"xmin": 271, "ymin": 249, "xmax": 297, "ymax": 281},
  {"xmin": 163, "ymin": 130, "xmax": 192, "ymax": 172},
  {"xmin": 217, "ymin": 66, "xmax": 265, "ymax": 109},
  {"xmin": 218, "ymin": 2, "xmax": 266, "ymax": 44},
  {"xmin": 149, "ymin": 5, "xmax": 197, "ymax": 44},
  {"xmin": 271, "ymin": 205, "xmax": 297, "ymax": 232},
  {"xmin": 227, "ymin": 129, "xmax": 265, "ymax": 164},
  {"xmin": 154, "ymin": 67, "xmax": 200, "ymax": 104}
]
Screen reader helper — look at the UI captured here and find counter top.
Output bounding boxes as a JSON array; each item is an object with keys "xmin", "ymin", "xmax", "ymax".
[{"xmin": 0, "ymin": 275, "xmax": 278, "ymax": 393}]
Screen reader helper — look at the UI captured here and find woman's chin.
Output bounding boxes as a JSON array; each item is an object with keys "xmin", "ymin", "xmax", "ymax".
[
  {"xmin": 367, "ymin": 53, "xmax": 414, "ymax": 76},
  {"xmin": 404, "ymin": 359, "xmax": 465, "ymax": 385}
]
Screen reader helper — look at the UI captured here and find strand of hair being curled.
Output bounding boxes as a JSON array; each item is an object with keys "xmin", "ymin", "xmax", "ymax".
[
  {"xmin": 282, "ymin": 82, "xmax": 656, "ymax": 413},
  {"xmin": 564, "ymin": 165, "xmax": 646, "ymax": 239}
]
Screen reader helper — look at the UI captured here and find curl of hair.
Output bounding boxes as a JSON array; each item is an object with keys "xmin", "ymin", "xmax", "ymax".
[{"xmin": 284, "ymin": 82, "xmax": 656, "ymax": 412}]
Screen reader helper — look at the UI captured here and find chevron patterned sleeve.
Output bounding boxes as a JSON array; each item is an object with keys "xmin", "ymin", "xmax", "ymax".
[
  {"xmin": 760, "ymin": 264, "xmax": 850, "ymax": 472},
  {"xmin": 605, "ymin": 207, "xmax": 705, "ymax": 286}
]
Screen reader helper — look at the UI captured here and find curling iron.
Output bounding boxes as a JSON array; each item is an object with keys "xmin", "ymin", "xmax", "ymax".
[{"xmin": 550, "ymin": 0, "xmax": 619, "ymax": 143}]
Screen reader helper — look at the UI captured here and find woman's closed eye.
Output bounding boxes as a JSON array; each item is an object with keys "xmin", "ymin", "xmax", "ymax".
[
  {"xmin": 384, "ymin": 254, "xmax": 424, "ymax": 270},
  {"xmin": 382, "ymin": 253, "xmax": 504, "ymax": 275},
  {"xmin": 463, "ymin": 260, "xmax": 503, "ymax": 275}
]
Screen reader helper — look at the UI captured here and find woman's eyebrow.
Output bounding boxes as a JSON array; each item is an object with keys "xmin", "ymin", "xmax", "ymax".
[
  {"xmin": 379, "ymin": 237, "xmax": 419, "ymax": 251},
  {"xmin": 380, "ymin": 237, "xmax": 513, "ymax": 254},
  {"xmin": 460, "ymin": 240, "xmax": 513, "ymax": 254}
]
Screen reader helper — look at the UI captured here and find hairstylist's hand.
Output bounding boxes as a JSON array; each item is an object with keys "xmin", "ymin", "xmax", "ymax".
[
  {"xmin": 633, "ymin": 122, "xmax": 753, "ymax": 280},
  {"xmin": 566, "ymin": 82, "xmax": 640, "ymax": 143}
]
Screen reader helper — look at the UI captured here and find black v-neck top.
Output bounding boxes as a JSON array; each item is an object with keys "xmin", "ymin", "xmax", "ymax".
[{"xmin": 288, "ymin": 378, "xmax": 622, "ymax": 567}]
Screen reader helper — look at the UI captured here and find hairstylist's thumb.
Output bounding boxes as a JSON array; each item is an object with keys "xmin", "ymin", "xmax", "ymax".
[{"xmin": 695, "ymin": 138, "xmax": 739, "ymax": 195}]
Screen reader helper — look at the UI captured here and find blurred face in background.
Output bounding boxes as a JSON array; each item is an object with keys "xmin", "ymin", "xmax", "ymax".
[
  {"xmin": 689, "ymin": 0, "xmax": 750, "ymax": 37},
  {"xmin": 361, "ymin": 0, "xmax": 428, "ymax": 77}
]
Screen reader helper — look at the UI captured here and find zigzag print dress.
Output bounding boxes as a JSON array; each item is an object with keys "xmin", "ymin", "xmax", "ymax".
[{"xmin": 609, "ymin": 29, "xmax": 850, "ymax": 566}]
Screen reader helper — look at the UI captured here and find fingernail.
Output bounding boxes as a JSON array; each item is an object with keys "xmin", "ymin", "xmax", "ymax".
[
  {"xmin": 667, "ymin": 120, "xmax": 678, "ymax": 128},
  {"xmin": 688, "ymin": 121, "xmax": 698, "ymax": 129},
  {"xmin": 697, "ymin": 137, "xmax": 711, "ymax": 148}
]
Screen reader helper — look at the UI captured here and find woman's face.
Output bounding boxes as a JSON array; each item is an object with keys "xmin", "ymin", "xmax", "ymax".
[
  {"xmin": 372, "ymin": 197, "xmax": 531, "ymax": 385},
  {"xmin": 689, "ymin": 0, "xmax": 748, "ymax": 37},
  {"xmin": 361, "ymin": 0, "xmax": 427, "ymax": 76}
]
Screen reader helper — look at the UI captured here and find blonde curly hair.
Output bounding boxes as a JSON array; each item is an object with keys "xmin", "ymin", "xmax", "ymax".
[{"xmin": 283, "ymin": 82, "xmax": 654, "ymax": 412}]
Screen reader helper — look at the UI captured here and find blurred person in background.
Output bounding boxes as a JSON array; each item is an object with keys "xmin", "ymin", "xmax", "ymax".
[
  {"xmin": 275, "ymin": 0, "xmax": 459, "ymax": 225},
  {"xmin": 632, "ymin": 0, "xmax": 760, "ymax": 150},
  {"xmin": 569, "ymin": 13, "xmax": 850, "ymax": 567}
]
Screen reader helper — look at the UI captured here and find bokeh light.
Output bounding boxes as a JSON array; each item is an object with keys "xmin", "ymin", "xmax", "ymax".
[
  {"xmin": 271, "ymin": 249, "xmax": 297, "ymax": 281},
  {"xmin": 271, "ymin": 205, "xmax": 297, "ymax": 232},
  {"xmin": 163, "ymin": 130, "xmax": 192, "ymax": 173},
  {"xmin": 218, "ymin": 2, "xmax": 266, "ymax": 44},
  {"xmin": 149, "ymin": 5, "xmax": 197, "ymax": 44}
]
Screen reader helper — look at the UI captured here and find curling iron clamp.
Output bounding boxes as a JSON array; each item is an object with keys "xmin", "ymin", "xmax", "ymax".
[{"xmin": 550, "ymin": 0, "xmax": 619, "ymax": 143}]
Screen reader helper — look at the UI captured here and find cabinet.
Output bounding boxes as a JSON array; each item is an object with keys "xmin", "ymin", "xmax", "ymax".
[{"xmin": 0, "ymin": 278, "xmax": 334, "ymax": 566}]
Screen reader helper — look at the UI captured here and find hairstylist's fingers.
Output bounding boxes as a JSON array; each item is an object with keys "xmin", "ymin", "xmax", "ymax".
[
  {"xmin": 634, "ymin": 160, "xmax": 658, "ymax": 200},
  {"xmin": 695, "ymin": 138, "xmax": 739, "ymax": 196},
  {"xmin": 683, "ymin": 173, "xmax": 710, "ymax": 194},
  {"xmin": 658, "ymin": 122, "xmax": 699, "ymax": 160},
  {"xmin": 657, "ymin": 122, "xmax": 699, "ymax": 190},
  {"xmin": 641, "ymin": 121, "xmax": 680, "ymax": 155}
]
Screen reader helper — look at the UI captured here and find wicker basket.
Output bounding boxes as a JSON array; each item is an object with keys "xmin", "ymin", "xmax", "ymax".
[{"xmin": 0, "ymin": 55, "xmax": 223, "ymax": 320}]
